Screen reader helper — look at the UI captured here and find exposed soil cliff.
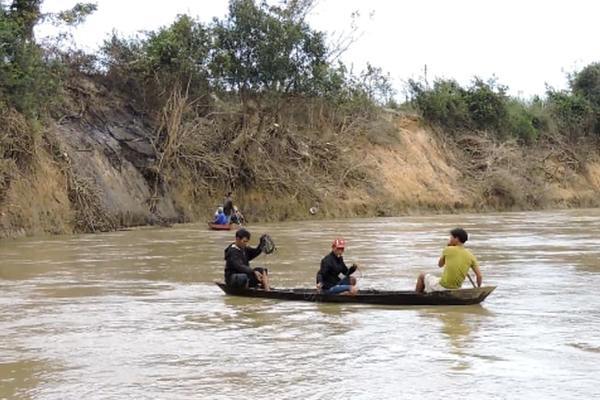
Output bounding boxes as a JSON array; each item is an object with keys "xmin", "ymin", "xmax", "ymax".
[{"xmin": 1, "ymin": 80, "xmax": 599, "ymax": 239}]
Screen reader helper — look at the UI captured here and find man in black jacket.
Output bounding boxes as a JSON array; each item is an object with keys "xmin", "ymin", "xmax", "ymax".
[
  {"xmin": 224, "ymin": 228, "xmax": 270, "ymax": 290},
  {"xmin": 316, "ymin": 239, "xmax": 358, "ymax": 295}
]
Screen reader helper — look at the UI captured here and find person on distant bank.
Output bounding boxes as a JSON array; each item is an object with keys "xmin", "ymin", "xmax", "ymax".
[
  {"xmin": 224, "ymin": 228, "xmax": 270, "ymax": 291},
  {"xmin": 415, "ymin": 228, "xmax": 483, "ymax": 293},
  {"xmin": 316, "ymin": 239, "xmax": 359, "ymax": 295}
]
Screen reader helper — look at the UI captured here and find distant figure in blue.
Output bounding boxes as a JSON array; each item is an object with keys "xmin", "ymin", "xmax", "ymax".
[{"xmin": 213, "ymin": 207, "xmax": 228, "ymax": 225}]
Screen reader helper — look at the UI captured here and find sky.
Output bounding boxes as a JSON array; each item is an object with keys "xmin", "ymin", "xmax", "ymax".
[{"xmin": 38, "ymin": 0, "xmax": 600, "ymax": 99}]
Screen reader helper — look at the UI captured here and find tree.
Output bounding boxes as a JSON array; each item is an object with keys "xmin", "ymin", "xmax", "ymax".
[
  {"xmin": 571, "ymin": 63, "xmax": 600, "ymax": 109},
  {"xmin": 465, "ymin": 78, "xmax": 508, "ymax": 132},
  {"xmin": 408, "ymin": 78, "xmax": 470, "ymax": 130},
  {"xmin": 356, "ymin": 63, "xmax": 395, "ymax": 105},
  {"xmin": 101, "ymin": 14, "xmax": 211, "ymax": 111},
  {"xmin": 143, "ymin": 15, "xmax": 211, "ymax": 89},
  {"xmin": 210, "ymin": 0, "xmax": 328, "ymax": 94},
  {"xmin": 547, "ymin": 90, "xmax": 595, "ymax": 138},
  {"xmin": 8, "ymin": 0, "xmax": 42, "ymax": 40},
  {"xmin": 0, "ymin": 0, "xmax": 96, "ymax": 114}
]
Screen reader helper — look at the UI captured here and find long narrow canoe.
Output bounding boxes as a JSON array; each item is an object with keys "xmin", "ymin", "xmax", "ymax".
[{"xmin": 215, "ymin": 282, "xmax": 495, "ymax": 306}]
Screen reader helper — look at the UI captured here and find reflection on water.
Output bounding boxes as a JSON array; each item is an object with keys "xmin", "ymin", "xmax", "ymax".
[
  {"xmin": 1, "ymin": 209, "xmax": 600, "ymax": 399},
  {"xmin": 420, "ymin": 306, "xmax": 496, "ymax": 372}
]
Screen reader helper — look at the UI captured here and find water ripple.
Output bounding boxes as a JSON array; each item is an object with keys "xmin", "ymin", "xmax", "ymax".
[{"xmin": 1, "ymin": 209, "xmax": 600, "ymax": 399}]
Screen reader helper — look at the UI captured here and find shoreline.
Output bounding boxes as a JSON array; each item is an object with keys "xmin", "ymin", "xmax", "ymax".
[{"xmin": 3, "ymin": 203, "xmax": 598, "ymax": 241}]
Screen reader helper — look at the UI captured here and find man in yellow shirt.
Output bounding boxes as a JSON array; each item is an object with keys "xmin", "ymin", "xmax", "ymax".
[{"xmin": 415, "ymin": 228, "xmax": 483, "ymax": 293}]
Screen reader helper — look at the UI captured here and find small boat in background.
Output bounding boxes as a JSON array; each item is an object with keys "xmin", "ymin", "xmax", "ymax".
[
  {"xmin": 208, "ymin": 222, "xmax": 238, "ymax": 231},
  {"xmin": 215, "ymin": 282, "xmax": 496, "ymax": 306}
]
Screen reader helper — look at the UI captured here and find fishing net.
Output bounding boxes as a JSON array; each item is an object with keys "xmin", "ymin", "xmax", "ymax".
[{"xmin": 260, "ymin": 234, "xmax": 276, "ymax": 254}]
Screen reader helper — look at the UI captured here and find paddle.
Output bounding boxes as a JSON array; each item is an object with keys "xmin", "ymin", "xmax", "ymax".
[{"xmin": 466, "ymin": 271, "xmax": 477, "ymax": 288}]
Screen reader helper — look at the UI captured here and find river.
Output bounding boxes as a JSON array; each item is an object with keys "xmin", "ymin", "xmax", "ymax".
[{"xmin": 1, "ymin": 209, "xmax": 599, "ymax": 399}]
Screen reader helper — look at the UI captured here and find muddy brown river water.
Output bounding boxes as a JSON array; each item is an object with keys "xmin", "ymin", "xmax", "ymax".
[{"xmin": 1, "ymin": 209, "xmax": 599, "ymax": 399}]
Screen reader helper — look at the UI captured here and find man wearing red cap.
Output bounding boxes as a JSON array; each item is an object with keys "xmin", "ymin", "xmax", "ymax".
[{"xmin": 316, "ymin": 239, "xmax": 359, "ymax": 295}]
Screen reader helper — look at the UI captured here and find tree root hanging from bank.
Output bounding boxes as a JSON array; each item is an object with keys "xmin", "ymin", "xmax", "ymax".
[
  {"xmin": 66, "ymin": 172, "xmax": 117, "ymax": 233},
  {"xmin": 145, "ymin": 87, "xmax": 372, "ymax": 214}
]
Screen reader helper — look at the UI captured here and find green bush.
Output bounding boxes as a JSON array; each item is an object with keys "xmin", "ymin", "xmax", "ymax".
[
  {"xmin": 0, "ymin": 1, "xmax": 96, "ymax": 116},
  {"xmin": 410, "ymin": 77, "xmax": 546, "ymax": 142},
  {"xmin": 506, "ymin": 100, "xmax": 538, "ymax": 143},
  {"xmin": 408, "ymin": 78, "xmax": 470, "ymax": 130},
  {"xmin": 321, "ymin": 63, "xmax": 396, "ymax": 118},
  {"xmin": 526, "ymin": 96, "xmax": 551, "ymax": 132},
  {"xmin": 570, "ymin": 63, "xmax": 600, "ymax": 134},
  {"xmin": 144, "ymin": 15, "xmax": 210, "ymax": 83},
  {"xmin": 0, "ymin": 4, "xmax": 52, "ymax": 116},
  {"xmin": 210, "ymin": 0, "xmax": 328, "ymax": 94},
  {"xmin": 101, "ymin": 14, "xmax": 211, "ymax": 111},
  {"xmin": 546, "ymin": 90, "xmax": 595, "ymax": 138},
  {"xmin": 465, "ymin": 78, "xmax": 508, "ymax": 132},
  {"xmin": 571, "ymin": 63, "xmax": 600, "ymax": 108},
  {"xmin": 100, "ymin": 0, "xmax": 390, "ymax": 115}
]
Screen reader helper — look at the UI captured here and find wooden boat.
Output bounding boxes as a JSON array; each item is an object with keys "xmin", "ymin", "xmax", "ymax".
[
  {"xmin": 215, "ymin": 282, "xmax": 495, "ymax": 306},
  {"xmin": 208, "ymin": 222, "xmax": 238, "ymax": 231}
]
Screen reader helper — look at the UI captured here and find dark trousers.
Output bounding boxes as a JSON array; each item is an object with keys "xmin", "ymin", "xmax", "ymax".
[{"xmin": 228, "ymin": 267, "xmax": 268, "ymax": 288}]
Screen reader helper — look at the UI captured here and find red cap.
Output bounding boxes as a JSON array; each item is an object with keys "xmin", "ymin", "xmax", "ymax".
[{"xmin": 332, "ymin": 239, "xmax": 346, "ymax": 249}]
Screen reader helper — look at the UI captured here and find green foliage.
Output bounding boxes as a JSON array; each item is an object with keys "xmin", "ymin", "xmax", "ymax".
[
  {"xmin": 546, "ymin": 90, "xmax": 595, "ymax": 137},
  {"xmin": 569, "ymin": 63, "xmax": 600, "ymax": 135},
  {"xmin": 0, "ymin": 1, "xmax": 96, "ymax": 116},
  {"xmin": 408, "ymin": 78, "xmax": 470, "ymax": 130},
  {"xmin": 101, "ymin": 0, "xmax": 332, "ymax": 106},
  {"xmin": 570, "ymin": 62, "xmax": 600, "ymax": 109},
  {"xmin": 7, "ymin": 0, "xmax": 42, "ymax": 40},
  {"xmin": 506, "ymin": 99, "xmax": 538, "ymax": 143},
  {"xmin": 0, "ymin": 2, "xmax": 55, "ymax": 115},
  {"xmin": 211, "ymin": 0, "xmax": 328, "ymax": 93},
  {"xmin": 409, "ymin": 77, "xmax": 543, "ymax": 142},
  {"xmin": 100, "ymin": 0, "xmax": 391, "ymax": 115},
  {"xmin": 352, "ymin": 64, "xmax": 396, "ymax": 105},
  {"xmin": 144, "ymin": 14, "xmax": 210, "ymax": 83},
  {"xmin": 55, "ymin": 2, "xmax": 97, "ymax": 26},
  {"xmin": 526, "ymin": 96, "xmax": 551, "ymax": 132},
  {"xmin": 313, "ymin": 61, "xmax": 347, "ymax": 99},
  {"xmin": 464, "ymin": 78, "xmax": 508, "ymax": 132},
  {"xmin": 316, "ymin": 63, "xmax": 396, "ymax": 117},
  {"xmin": 100, "ymin": 34, "xmax": 145, "ymax": 92},
  {"xmin": 101, "ymin": 14, "xmax": 211, "ymax": 111}
]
